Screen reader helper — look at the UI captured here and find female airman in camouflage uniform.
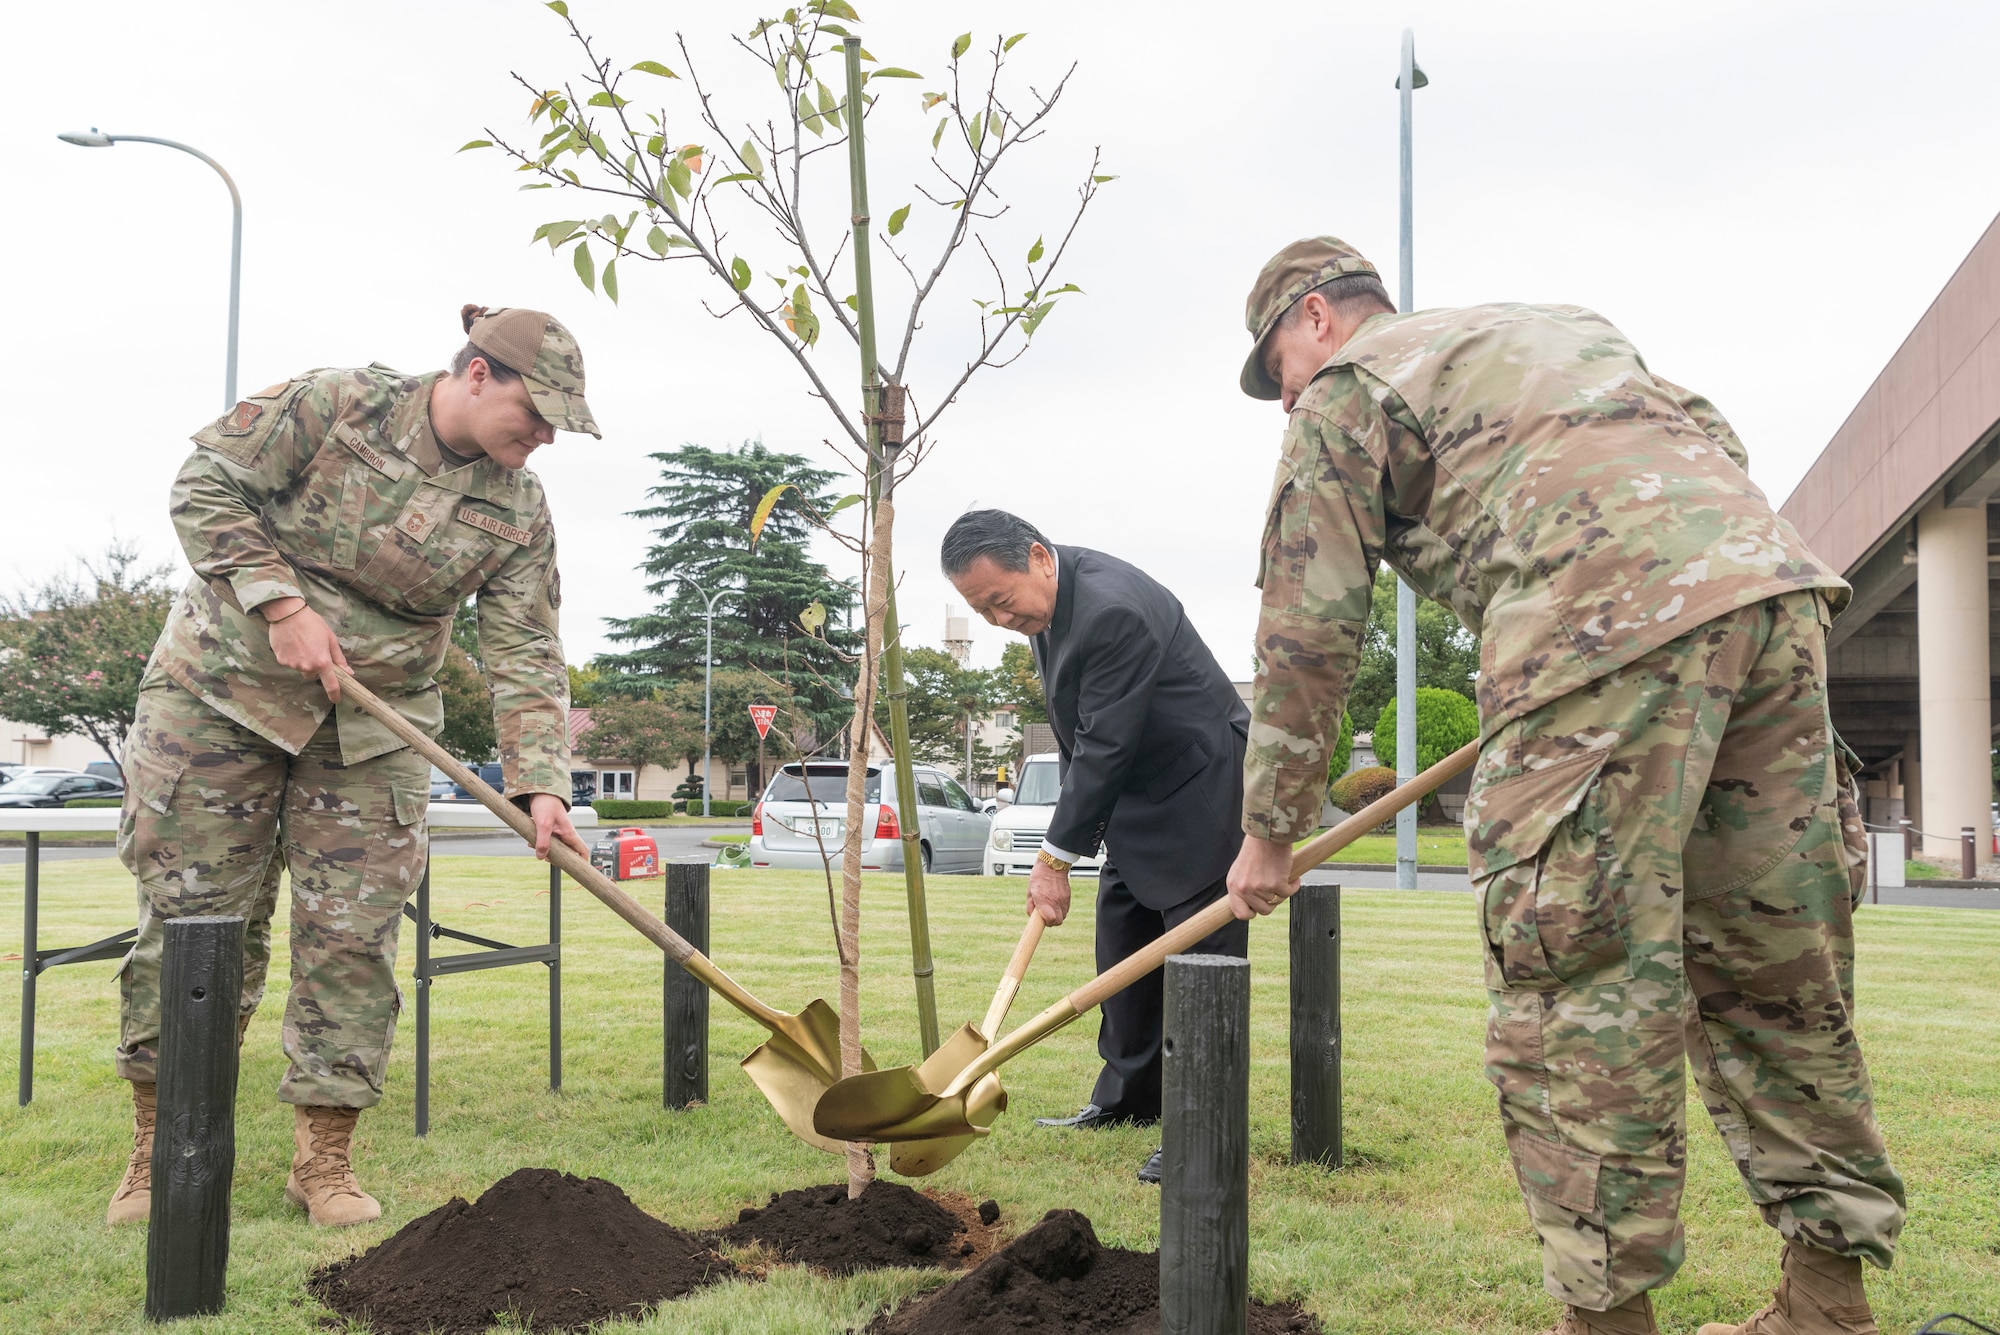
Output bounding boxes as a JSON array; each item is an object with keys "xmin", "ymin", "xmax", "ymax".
[{"xmin": 109, "ymin": 306, "xmax": 597, "ymax": 1227}]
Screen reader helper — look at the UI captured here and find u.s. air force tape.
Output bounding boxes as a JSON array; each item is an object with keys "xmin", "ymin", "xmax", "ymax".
[{"xmin": 457, "ymin": 507, "xmax": 534, "ymax": 545}]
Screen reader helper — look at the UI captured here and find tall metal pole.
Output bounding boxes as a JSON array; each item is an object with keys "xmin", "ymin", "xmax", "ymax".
[
  {"xmin": 845, "ymin": 37, "xmax": 941, "ymax": 1056},
  {"xmin": 58, "ymin": 131, "xmax": 241, "ymax": 407},
  {"xmin": 702, "ymin": 600, "xmax": 713, "ymax": 816},
  {"xmin": 682, "ymin": 580, "xmax": 727, "ymax": 817},
  {"xmin": 1393, "ymin": 32, "xmax": 1424, "ymax": 892}
]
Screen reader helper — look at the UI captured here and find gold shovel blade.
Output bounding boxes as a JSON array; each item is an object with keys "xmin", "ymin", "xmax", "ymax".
[
  {"xmin": 811, "ymin": 1021, "xmax": 990, "ymax": 1142},
  {"xmin": 888, "ymin": 1072, "xmax": 1011, "ymax": 1175},
  {"xmin": 739, "ymin": 997, "xmax": 872, "ymax": 1155}
]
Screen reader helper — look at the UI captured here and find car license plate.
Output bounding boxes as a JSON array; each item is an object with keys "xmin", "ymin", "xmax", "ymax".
[{"xmin": 803, "ymin": 819, "xmax": 844, "ymax": 841}]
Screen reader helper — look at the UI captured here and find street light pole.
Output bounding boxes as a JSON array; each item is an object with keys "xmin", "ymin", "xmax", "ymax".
[
  {"xmin": 1393, "ymin": 32, "xmax": 1429, "ymax": 892},
  {"xmin": 681, "ymin": 580, "xmax": 730, "ymax": 817},
  {"xmin": 59, "ymin": 129, "xmax": 242, "ymax": 408}
]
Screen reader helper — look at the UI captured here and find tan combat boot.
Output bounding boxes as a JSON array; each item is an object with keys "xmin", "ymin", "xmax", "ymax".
[
  {"xmin": 1537, "ymin": 1293, "xmax": 1661, "ymax": 1335},
  {"xmin": 105, "ymin": 1081, "xmax": 157, "ymax": 1225},
  {"xmin": 1697, "ymin": 1243, "xmax": 1880, "ymax": 1335},
  {"xmin": 284, "ymin": 1105, "xmax": 381, "ymax": 1228}
]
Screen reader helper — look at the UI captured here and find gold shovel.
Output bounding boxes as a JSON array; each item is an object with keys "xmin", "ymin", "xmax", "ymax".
[
  {"xmin": 886, "ymin": 910, "xmax": 1047, "ymax": 1176},
  {"xmin": 332, "ymin": 667, "xmax": 858, "ymax": 1153},
  {"xmin": 814, "ymin": 740, "xmax": 1482, "ymax": 1158}
]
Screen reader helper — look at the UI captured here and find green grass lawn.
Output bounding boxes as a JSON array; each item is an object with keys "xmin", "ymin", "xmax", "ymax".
[
  {"xmin": 1308, "ymin": 829, "xmax": 1467, "ymax": 865},
  {"xmin": 2, "ymin": 858, "xmax": 1995, "ymax": 1333}
]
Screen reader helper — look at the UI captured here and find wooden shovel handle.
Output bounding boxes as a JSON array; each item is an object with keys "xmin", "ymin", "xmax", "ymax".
[
  {"xmin": 979, "ymin": 912, "xmax": 1046, "ymax": 1038},
  {"xmin": 1067, "ymin": 740, "xmax": 1480, "ymax": 1014},
  {"xmin": 330, "ymin": 667, "xmax": 783, "ymax": 1025}
]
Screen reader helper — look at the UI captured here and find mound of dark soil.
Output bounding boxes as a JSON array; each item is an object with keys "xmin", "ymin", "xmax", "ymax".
[
  {"xmin": 868, "ymin": 1209, "xmax": 1320, "ymax": 1334},
  {"xmin": 309, "ymin": 1168, "xmax": 735, "ymax": 1334},
  {"xmin": 717, "ymin": 1180, "xmax": 970, "ymax": 1274}
]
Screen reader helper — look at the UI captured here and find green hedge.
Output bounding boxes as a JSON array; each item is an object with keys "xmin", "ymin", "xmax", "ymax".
[
  {"xmin": 1373, "ymin": 688, "xmax": 1479, "ymax": 774},
  {"xmin": 1327, "ymin": 709, "xmax": 1354, "ymax": 783},
  {"xmin": 1329, "ymin": 766, "xmax": 1397, "ymax": 814},
  {"xmin": 680, "ymin": 799, "xmax": 752, "ymax": 817},
  {"xmin": 589, "ymin": 800, "xmax": 677, "ymax": 820},
  {"xmin": 65, "ymin": 798, "xmax": 124, "ymax": 808}
]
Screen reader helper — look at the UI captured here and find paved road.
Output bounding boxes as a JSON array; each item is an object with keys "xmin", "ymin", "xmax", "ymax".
[
  {"xmin": 1303, "ymin": 867, "xmax": 2000, "ymax": 910},
  {"xmin": 0, "ymin": 823, "xmax": 745, "ymax": 866},
  {"xmin": 11, "ymin": 838, "xmax": 1994, "ymax": 911}
]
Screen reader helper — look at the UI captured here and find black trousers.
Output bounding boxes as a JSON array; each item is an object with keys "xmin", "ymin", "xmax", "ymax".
[{"xmin": 1086, "ymin": 857, "xmax": 1249, "ymax": 1120}]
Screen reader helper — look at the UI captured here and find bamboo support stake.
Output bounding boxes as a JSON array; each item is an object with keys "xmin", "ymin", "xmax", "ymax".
[{"xmin": 845, "ymin": 34, "xmax": 941, "ymax": 1058}]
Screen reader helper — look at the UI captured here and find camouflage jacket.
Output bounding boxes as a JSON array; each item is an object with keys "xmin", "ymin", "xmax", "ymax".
[
  {"xmin": 149, "ymin": 365, "xmax": 571, "ymax": 803},
  {"xmin": 1244, "ymin": 303, "xmax": 1844, "ymax": 840}
]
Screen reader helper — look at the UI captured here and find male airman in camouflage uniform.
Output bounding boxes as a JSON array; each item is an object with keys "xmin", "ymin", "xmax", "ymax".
[
  {"xmin": 1224, "ymin": 239, "xmax": 1905, "ymax": 1335},
  {"xmin": 108, "ymin": 306, "xmax": 596, "ymax": 1228}
]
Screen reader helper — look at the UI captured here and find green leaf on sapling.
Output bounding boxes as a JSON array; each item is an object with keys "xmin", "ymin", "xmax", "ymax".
[
  {"xmin": 630, "ymin": 60, "xmax": 680, "ymax": 78},
  {"xmin": 887, "ymin": 204, "xmax": 910, "ymax": 235},
  {"xmin": 951, "ymin": 32, "xmax": 971, "ymax": 58},
  {"xmin": 1027, "ymin": 236, "xmax": 1044, "ymax": 264},
  {"xmin": 573, "ymin": 241, "xmax": 595, "ymax": 292},
  {"xmin": 730, "ymin": 256, "xmax": 753, "ymax": 291},
  {"xmin": 458, "ymin": 140, "xmax": 493, "ymax": 152}
]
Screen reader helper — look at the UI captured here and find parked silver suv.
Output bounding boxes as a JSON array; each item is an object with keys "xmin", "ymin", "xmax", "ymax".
[{"xmin": 749, "ymin": 761, "xmax": 992, "ymax": 874}]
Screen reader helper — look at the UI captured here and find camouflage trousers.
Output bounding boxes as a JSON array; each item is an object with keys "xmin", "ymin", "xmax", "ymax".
[
  {"xmin": 1465, "ymin": 591, "xmax": 1905, "ymax": 1309},
  {"xmin": 116, "ymin": 675, "xmax": 429, "ymax": 1108}
]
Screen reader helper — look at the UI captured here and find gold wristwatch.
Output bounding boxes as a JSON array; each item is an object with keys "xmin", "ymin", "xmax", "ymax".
[{"xmin": 1036, "ymin": 848, "xmax": 1073, "ymax": 874}]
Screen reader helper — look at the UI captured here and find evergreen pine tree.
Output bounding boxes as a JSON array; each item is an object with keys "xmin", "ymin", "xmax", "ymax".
[{"xmin": 596, "ymin": 441, "xmax": 857, "ymax": 739}]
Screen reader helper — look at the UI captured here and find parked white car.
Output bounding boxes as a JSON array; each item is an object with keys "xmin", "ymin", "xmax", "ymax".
[
  {"xmin": 750, "ymin": 761, "xmax": 992, "ymax": 874},
  {"xmin": 982, "ymin": 752, "xmax": 1106, "ymax": 878}
]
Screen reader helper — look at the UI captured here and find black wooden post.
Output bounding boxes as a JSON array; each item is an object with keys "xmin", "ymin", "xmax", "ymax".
[
  {"xmin": 663, "ymin": 860, "xmax": 710, "ymax": 1109},
  {"xmin": 1290, "ymin": 881, "xmax": 1342, "ymax": 1167},
  {"xmin": 1160, "ymin": 954, "xmax": 1250, "ymax": 1335},
  {"xmin": 146, "ymin": 916, "xmax": 243, "ymax": 1322}
]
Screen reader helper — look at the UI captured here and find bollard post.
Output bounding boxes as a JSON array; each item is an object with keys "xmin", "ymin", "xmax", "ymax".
[
  {"xmin": 1161, "ymin": 954, "xmax": 1250, "ymax": 1335},
  {"xmin": 663, "ymin": 860, "xmax": 710, "ymax": 1109},
  {"xmin": 1900, "ymin": 818, "xmax": 1913, "ymax": 862},
  {"xmin": 146, "ymin": 916, "xmax": 243, "ymax": 1322},
  {"xmin": 1962, "ymin": 827, "xmax": 1977, "ymax": 879},
  {"xmin": 1289, "ymin": 882, "xmax": 1342, "ymax": 1167}
]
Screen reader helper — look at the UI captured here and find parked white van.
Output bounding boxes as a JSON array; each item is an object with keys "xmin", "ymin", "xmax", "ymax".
[{"xmin": 982, "ymin": 752, "xmax": 1106, "ymax": 877}]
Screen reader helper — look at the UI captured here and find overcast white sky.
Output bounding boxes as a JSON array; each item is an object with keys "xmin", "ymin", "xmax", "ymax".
[{"xmin": 8, "ymin": 0, "xmax": 2000, "ymax": 678}]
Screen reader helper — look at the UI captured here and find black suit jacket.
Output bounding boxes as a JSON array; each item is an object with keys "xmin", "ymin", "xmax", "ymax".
[{"xmin": 1033, "ymin": 545, "xmax": 1249, "ymax": 910}]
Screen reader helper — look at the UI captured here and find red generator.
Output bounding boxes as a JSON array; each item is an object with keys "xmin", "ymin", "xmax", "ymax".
[{"xmin": 589, "ymin": 827, "xmax": 660, "ymax": 880}]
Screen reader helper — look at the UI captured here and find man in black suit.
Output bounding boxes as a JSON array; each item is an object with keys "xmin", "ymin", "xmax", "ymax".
[{"xmin": 941, "ymin": 509, "xmax": 1249, "ymax": 1181}]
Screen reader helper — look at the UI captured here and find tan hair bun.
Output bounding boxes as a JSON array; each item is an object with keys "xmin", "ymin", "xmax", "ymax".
[{"xmin": 460, "ymin": 304, "xmax": 489, "ymax": 334}]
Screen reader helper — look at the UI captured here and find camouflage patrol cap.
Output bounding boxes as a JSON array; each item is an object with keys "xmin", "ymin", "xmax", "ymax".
[
  {"xmin": 462, "ymin": 305, "xmax": 602, "ymax": 438},
  {"xmin": 1239, "ymin": 237, "xmax": 1380, "ymax": 400}
]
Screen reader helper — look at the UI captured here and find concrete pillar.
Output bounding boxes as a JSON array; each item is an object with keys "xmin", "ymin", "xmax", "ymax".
[
  {"xmin": 1900, "ymin": 735, "xmax": 1921, "ymax": 833},
  {"xmin": 1916, "ymin": 498, "xmax": 1991, "ymax": 862}
]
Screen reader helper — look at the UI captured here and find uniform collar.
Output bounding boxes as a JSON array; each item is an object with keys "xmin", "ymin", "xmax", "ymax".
[{"xmin": 390, "ymin": 371, "xmax": 516, "ymax": 503}]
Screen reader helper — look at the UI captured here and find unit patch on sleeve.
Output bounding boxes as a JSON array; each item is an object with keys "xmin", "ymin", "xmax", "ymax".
[
  {"xmin": 218, "ymin": 401, "xmax": 264, "ymax": 436},
  {"xmin": 457, "ymin": 507, "xmax": 534, "ymax": 545}
]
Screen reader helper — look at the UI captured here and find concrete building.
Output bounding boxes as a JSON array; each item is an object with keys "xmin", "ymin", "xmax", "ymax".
[
  {"xmin": 1779, "ymin": 210, "xmax": 2000, "ymax": 860},
  {"xmin": 2, "ymin": 716, "xmax": 111, "ymax": 771}
]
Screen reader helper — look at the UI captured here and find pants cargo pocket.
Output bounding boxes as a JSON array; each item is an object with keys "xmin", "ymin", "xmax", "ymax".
[
  {"xmin": 1507, "ymin": 1124, "xmax": 1603, "ymax": 1215},
  {"xmin": 119, "ymin": 748, "xmax": 187, "ymax": 880},
  {"xmin": 1830, "ymin": 726, "xmax": 1869, "ymax": 909},
  {"xmin": 1466, "ymin": 746, "xmax": 1626, "ymax": 991}
]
